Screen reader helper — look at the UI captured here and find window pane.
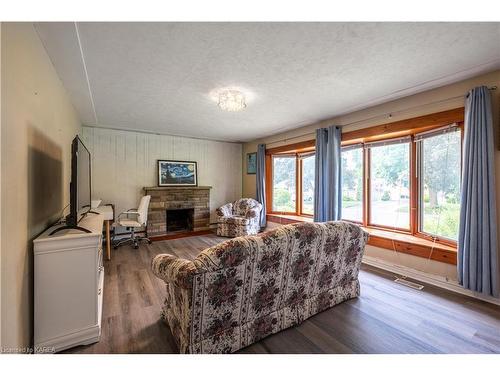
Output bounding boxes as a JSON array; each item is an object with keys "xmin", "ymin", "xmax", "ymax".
[
  {"xmin": 301, "ymin": 154, "xmax": 315, "ymax": 215},
  {"xmin": 370, "ymin": 143, "xmax": 410, "ymax": 229},
  {"xmin": 341, "ymin": 148, "xmax": 363, "ymax": 222},
  {"xmin": 272, "ymin": 156, "xmax": 296, "ymax": 212},
  {"xmin": 420, "ymin": 131, "xmax": 461, "ymax": 240}
]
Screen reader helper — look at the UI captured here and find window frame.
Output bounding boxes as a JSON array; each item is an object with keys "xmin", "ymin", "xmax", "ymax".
[
  {"xmin": 271, "ymin": 153, "xmax": 298, "ymax": 215},
  {"xmin": 299, "ymin": 152, "xmax": 315, "ymax": 216},
  {"xmin": 365, "ymin": 137, "xmax": 412, "ymax": 232},
  {"xmin": 266, "ymin": 140, "xmax": 316, "ymax": 218},
  {"xmin": 413, "ymin": 125, "xmax": 463, "ymax": 247},
  {"xmin": 340, "ymin": 144, "xmax": 364, "ymax": 225}
]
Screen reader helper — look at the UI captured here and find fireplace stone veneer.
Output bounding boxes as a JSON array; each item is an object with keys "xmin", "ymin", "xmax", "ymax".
[{"xmin": 143, "ymin": 186, "xmax": 211, "ymax": 238}]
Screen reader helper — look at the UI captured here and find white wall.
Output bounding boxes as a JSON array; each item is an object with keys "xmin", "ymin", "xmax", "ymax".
[
  {"xmin": 364, "ymin": 245, "xmax": 457, "ymax": 280},
  {"xmin": 81, "ymin": 126, "xmax": 242, "ymax": 226},
  {"xmin": 1, "ymin": 23, "xmax": 81, "ymax": 350}
]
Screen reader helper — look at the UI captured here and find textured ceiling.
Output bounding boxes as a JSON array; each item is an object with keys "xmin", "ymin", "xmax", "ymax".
[{"xmin": 35, "ymin": 22, "xmax": 500, "ymax": 142}]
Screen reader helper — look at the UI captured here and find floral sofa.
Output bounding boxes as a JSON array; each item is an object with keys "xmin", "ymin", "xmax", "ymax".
[
  {"xmin": 151, "ymin": 221, "xmax": 368, "ymax": 354},
  {"xmin": 216, "ymin": 198, "xmax": 262, "ymax": 237}
]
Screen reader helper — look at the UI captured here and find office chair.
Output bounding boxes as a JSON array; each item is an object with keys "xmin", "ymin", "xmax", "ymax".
[{"xmin": 113, "ymin": 195, "xmax": 152, "ymax": 249}]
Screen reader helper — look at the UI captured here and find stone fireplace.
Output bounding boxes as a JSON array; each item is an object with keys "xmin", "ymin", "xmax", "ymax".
[
  {"xmin": 166, "ymin": 208, "xmax": 194, "ymax": 232},
  {"xmin": 143, "ymin": 186, "xmax": 211, "ymax": 238}
]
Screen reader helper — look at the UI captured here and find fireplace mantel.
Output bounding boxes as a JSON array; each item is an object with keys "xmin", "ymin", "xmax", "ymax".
[
  {"xmin": 143, "ymin": 186, "xmax": 212, "ymax": 191},
  {"xmin": 144, "ymin": 186, "xmax": 211, "ymax": 238}
]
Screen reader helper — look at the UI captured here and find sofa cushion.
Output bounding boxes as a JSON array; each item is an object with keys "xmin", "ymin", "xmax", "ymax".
[
  {"xmin": 217, "ymin": 215, "xmax": 250, "ymax": 225},
  {"xmin": 216, "ymin": 222, "xmax": 259, "ymax": 238}
]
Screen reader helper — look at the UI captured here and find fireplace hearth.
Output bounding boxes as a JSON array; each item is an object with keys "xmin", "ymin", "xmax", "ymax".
[{"xmin": 166, "ymin": 208, "xmax": 194, "ymax": 233}]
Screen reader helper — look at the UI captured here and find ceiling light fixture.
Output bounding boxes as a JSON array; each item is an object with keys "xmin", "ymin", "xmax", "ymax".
[{"xmin": 217, "ymin": 89, "xmax": 247, "ymax": 112}]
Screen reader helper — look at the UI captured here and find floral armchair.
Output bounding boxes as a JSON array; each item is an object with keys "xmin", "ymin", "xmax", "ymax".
[
  {"xmin": 216, "ymin": 198, "xmax": 263, "ymax": 237},
  {"xmin": 151, "ymin": 221, "xmax": 368, "ymax": 354}
]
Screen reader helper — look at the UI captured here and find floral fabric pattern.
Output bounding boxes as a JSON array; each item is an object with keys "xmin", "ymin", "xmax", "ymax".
[
  {"xmin": 216, "ymin": 203, "xmax": 233, "ymax": 218},
  {"xmin": 218, "ymin": 216, "xmax": 250, "ymax": 225},
  {"xmin": 216, "ymin": 198, "xmax": 262, "ymax": 237},
  {"xmin": 151, "ymin": 221, "xmax": 368, "ymax": 354}
]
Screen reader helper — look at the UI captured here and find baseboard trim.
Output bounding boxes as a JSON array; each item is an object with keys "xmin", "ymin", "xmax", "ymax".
[{"xmin": 362, "ymin": 255, "xmax": 500, "ymax": 306}]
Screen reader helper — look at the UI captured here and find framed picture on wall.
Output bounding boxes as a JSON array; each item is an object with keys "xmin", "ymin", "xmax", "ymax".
[
  {"xmin": 246, "ymin": 152, "xmax": 257, "ymax": 174},
  {"xmin": 158, "ymin": 160, "xmax": 198, "ymax": 186}
]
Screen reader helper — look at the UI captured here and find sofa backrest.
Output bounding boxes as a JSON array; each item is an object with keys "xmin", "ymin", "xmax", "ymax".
[
  {"xmin": 191, "ymin": 221, "xmax": 367, "ymax": 345},
  {"xmin": 232, "ymin": 198, "xmax": 261, "ymax": 217}
]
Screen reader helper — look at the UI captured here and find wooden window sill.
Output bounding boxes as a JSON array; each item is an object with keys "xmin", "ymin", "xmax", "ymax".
[
  {"xmin": 267, "ymin": 213, "xmax": 313, "ymax": 224},
  {"xmin": 266, "ymin": 214, "xmax": 457, "ymax": 265},
  {"xmin": 364, "ymin": 227, "xmax": 457, "ymax": 265}
]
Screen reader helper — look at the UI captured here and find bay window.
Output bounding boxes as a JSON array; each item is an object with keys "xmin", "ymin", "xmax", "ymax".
[
  {"xmin": 266, "ymin": 109, "xmax": 464, "ymax": 263},
  {"xmin": 266, "ymin": 109, "xmax": 463, "ymax": 252},
  {"xmin": 340, "ymin": 123, "xmax": 462, "ymax": 246}
]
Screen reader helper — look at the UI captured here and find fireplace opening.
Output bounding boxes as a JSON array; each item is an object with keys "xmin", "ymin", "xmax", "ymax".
[{"xmin": 166, "ymin": 208, "xmax": 194, "ymax": 233}]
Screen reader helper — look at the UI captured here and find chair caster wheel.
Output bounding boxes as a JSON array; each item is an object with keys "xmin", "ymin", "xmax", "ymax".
[
  {"xmin": 134, "ymin": 245, "xmax": 139, "ymax": 249},
  {"xmin": 113, "ymin": 246, "xmax": 118, "ymax": 250},
  {"xmin": 148, "ymin": 239, "xmax": 152, "ymax": 244}
]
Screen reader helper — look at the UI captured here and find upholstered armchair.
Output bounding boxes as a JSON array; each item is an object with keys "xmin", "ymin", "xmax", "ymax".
[{"xmin": 216, "ymin": 198, "xmax": 263, "ymax": 237}]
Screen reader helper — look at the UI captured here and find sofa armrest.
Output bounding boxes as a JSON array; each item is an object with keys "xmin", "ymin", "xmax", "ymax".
[
  {"xmin": 151, "ymin": 254, "xmax": 197, "ymax": 289},
  {"xmin": 216, "ymin": 203, "xmax": 233, "ymax": 218},
  {"xmin": 245, "ymin": 207, "xmax": 261, "ymax": 219}
]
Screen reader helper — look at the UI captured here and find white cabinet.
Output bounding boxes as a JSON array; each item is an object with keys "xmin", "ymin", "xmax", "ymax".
[{"xmin": 33, "ymin": 213, "xmax": 105, "ymax": 353}]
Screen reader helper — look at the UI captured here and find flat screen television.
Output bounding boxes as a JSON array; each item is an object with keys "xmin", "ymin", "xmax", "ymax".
[{"xmin": 50, "ymin": 135, "xmax": 92, "ymax": 235}]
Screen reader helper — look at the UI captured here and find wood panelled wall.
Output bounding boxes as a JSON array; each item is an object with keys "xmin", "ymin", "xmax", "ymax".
[{"xmin": 81, "ymin": 127, "xmax": 242, "ymax": 227}]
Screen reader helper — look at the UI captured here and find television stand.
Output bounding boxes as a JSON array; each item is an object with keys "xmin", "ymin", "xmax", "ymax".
[
  {"xmin": 34, "ymin": 213, "xmax": 104, "ymax": 352},
  {"xmin": 49, "ymin": 225, "xmax": 92, "ymax": 236}
]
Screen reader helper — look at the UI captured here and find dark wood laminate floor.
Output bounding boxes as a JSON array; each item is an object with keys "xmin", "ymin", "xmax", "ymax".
[{"xmin": 64, "ymin": 234, "xmax": 500, "ymax": 354}]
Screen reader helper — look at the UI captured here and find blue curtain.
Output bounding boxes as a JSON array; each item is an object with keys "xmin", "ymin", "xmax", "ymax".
[
  {"xmin": 458, "ymin": 86, "xmax": 499, "ymax": 297},
  {"xmin": 314, "ymin": 125, "xmax": 342, "ymax": 222},
  {"xmin": 256, "ymin": 143, "xmax": 267, "ymax": 228}
]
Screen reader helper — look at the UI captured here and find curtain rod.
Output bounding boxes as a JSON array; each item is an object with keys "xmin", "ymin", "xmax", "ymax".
[{"xmin": 265, "ymin": 86, "xmax": 497, "ymax": 147}]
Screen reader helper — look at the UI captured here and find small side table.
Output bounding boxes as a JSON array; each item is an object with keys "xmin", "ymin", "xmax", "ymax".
[{"xmin": 94, "ymin": 204, "xmax": 115, "ymax": 260}]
